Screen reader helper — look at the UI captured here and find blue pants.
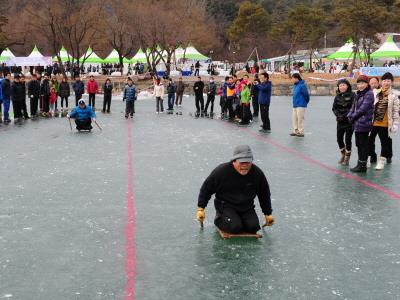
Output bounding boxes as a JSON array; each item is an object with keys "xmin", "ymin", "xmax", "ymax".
[
  {"xmin": 3, "ymin": 99, "xmax": 10, "ymax": 120},
  {"xmin": 168, "ymin": 93, "xmax": 175, "ymax": 110}
]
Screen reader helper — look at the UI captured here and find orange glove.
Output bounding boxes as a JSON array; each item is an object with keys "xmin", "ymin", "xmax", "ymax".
[
  {"xmin": 196, "ymin": 208, "xmax": 205, "ymax": 222},
  {"xmin": 262, "ymin": 215, "xmax": 275, "ymax": 227}
]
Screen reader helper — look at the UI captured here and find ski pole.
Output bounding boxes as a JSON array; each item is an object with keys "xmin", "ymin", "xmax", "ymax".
[
  {"xmin": 68, "ymin": 117, "xmax": 72, "ymax": 131},
  {"xmin": 94, "ymin": 120, "xmax": 102, "ymax": 131}
]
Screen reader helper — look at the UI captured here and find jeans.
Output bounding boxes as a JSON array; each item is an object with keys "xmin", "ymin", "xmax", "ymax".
[
  {"xmin": 168, "ymin": 93, "xmax": 175, "ymax": 110},
  {"xmin": 368, "ymin": 126, "xmax": 392, "ymax": 159},
  {"xmin": 125, "ymin": 101, "xmax": 135, "ymax": 117},
  {"xmin": 355, "ymin": 132, "xmax": 369, "ymax": 162},
  {"xmin": 337, "ymin": 124, "xmax": 353, "ymax": 151},
  {"xmin": 3, "ymin": 99, "xmax": 10, "ymax": 120},
  {"xmin": 260, "ymin": 104, "xmax": 270, "ymax": 130},
  {"xmin": 156, "ymin": 97, "xmax": 164, "ymax": 112}
]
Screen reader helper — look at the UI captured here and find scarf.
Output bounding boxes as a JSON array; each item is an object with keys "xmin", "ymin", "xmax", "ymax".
[{"xmin": 374, "ymin": 88, "xmax": 389, "ymax": 122}]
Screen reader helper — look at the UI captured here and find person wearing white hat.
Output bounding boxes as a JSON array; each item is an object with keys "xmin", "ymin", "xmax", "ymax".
[
  {"xmin": 67, "ymin": 99, "xmax": 96, "ymax": 131},
  {"xmin": 196, "ymin": 145, "xmax": 275, "ymax": 234}
]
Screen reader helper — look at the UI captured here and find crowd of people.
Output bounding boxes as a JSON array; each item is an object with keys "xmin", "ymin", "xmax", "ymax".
[{"xmin": 1, "ymin": 69, "xmax": 398, "ymax": 173}]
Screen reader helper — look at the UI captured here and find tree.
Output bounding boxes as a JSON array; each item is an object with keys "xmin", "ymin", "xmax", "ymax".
[
  {"xmin": 227, "ymin": 1, "xmax": 270, "ymax": 55},
  {"xmin": 270, "ymin": 5, "xmax": 327, "ymax": 76}
]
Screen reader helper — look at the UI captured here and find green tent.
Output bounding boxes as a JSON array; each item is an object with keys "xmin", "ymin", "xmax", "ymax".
[
  {"xmin": 175, "ymin": 45, "xmax": 209, "ymax": 61},
  {"xmin": 328, "ymin": 39, "xmax": 367, "ymax": 60},
  {"xmin": 131, "ymin": 48, "xmax": 148, "ymax": 63},
  {"xmin": 79, "ymin": 47, "xmax": 104, "ymax": 63},
  {"xmin": 0, "ymin": 48, "xmax": 15, "ymax": 62},
  {"xmin": 52, "ymin": 46, "xmax": 74, "ymax": 62},
  {"xmin": 28, "ymin": 45, "xmax": 44, "ymax": 58},
  {"xmin": 370, "ymin": 35, "xmax": 400, "ymax": 58},
  {"xmin": 103, "ymin": 49, "xmax": 131, "ymax": 63}
]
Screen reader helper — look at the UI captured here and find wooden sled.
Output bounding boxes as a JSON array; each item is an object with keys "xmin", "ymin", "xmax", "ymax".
[{"xmin": 218, "ymin": 229, "xmax": 262, "ymax": 239}]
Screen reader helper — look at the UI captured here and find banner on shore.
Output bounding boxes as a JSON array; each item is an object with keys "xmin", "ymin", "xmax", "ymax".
[{"xmin": 360, "ymin": 67, "xmax": 400, "ymax": 77}]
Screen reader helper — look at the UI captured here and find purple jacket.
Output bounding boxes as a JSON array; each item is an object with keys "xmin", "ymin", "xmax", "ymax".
[{"xmin": 347, "ymin": 88, "xmax": 374, "ymax": 133}]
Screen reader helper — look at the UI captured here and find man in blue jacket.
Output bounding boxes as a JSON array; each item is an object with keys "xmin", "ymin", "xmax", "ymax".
[
  {"xmin": 123, "ymin": 77, "xmax": 137, "ymax": 119},
  {"xmin": 1, "ymin": 73, "xmax": 11, "ymax": 124},
  {"xmin": 256, "ymin": 73, "xmax": 272, "ymax": 133},
  {"xmin": 67, "ymin": 99, "xmax": 96, "ymax": 131},
  {"xmin": 290, "ymin": 73, "xmax": 310, "ymax": 137}
]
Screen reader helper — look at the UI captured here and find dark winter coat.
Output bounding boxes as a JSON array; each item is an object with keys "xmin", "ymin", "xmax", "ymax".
[
  {"xmin": 207, "ymin": 81, "xmax": 217, "ymax": 96},
  {"xmin": 59, "ymin": 82, "xmax": 71, "ymax": 98},
  {"xmin": 332, "ymin": 91, "xmax": 355, "ymax": 125},
  {"xmin": 28, "ymin": 80, "xmax": 40, "ymax": 98},
  {"xmin": 167, "ymin": 82, "xmax": 176, "ymax": 95},
  {"xmin": 40, "ymin": 79, "xmax": 50, "ymax": 96},
  {"xmin": 11, "ymin": 81, "xmax": 26, "ymax": 102},
  {"xmin": 103, "ymin": 83, "xmax": 113, "ymax": 96},
  {"xmin": 72, "ymin": 80, "xmax": 84, "ymax": 95},
  {"xmin": 176, "ymin": 81, "xmax": 185, "ymax": 94},
  {"xmin": 2, "ymin": 78, "xmax": 11, "ymax": 100},
  {"xmin": 123, "ymin": 84, "xmax": 136, "ymax": 102},
  {"xmin": 250, "ymin": 81, "xmax": 259, "ymax": 102},
  {"xmin": 347, "ymin": 87, "xmax": 374, "ymax": 133},
  {"xmin": 193, "ymin": 81, "xmax": 204, "ymax": 95},
  {"xmin": 256, "ymin": 81, "xmax": 272, "ymax": 105}
]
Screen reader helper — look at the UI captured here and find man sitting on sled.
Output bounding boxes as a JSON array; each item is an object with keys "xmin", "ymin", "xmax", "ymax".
[
  {"xmin": 196, "ymin": 145, "xmax": 275, "ymax": 234},
  {"xmin": 67, "ymin": 99, "xmax": 96, "ymax": 131}
]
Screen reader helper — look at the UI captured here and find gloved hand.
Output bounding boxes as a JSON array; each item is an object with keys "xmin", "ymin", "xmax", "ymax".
[
  {"xmin": 196, "ymin": 207, "xmax": 205, "ymax": 222},
  {"xmin": 262, "ymin": 215, "xmax": 275, "ymax": 227}
]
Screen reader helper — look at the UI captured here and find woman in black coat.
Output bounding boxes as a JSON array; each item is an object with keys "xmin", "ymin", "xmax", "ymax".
[
  {"xmin": 102, "ymin": 78, "xmax": 113, "ymax": 113},
  {"xmin": 59, "ymin": 77, "xmax": 71, "ymax": 110}
]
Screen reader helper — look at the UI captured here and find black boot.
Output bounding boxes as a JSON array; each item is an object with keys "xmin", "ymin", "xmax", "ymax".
[{"xmin": 350, "ymin": 160, "xmax": 367, "ymax": 173}]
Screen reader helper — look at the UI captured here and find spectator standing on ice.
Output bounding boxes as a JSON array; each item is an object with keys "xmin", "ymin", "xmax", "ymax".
[
  {"xmin": 204, "ymin": 76, "xmax": 217, "ymax": 118},
  {"xmin": 123, "ymin": 77, "xmax": 136, "ymax": 119},
  {"xmin": 2, "ymin": 73, "xmax": 11, "ymax": 124},
  {"xmin": 193, "ymin": 76, "xmax": 205, "ymax": 117},
  {"xmin": 11, "ymin": 75, "xmax": 25, "ymax": 124},
  {"xmin": 347, "ymin": 75, "xmax": 374, "ymax": 173},
  {"xmin": 59, "ymin": 77, "xmax": 70, "ymax": 112},
  {"xmin": 153, "ymin": 78, "xmax": 164, "ymax": 114},
  {"xmin": 175, "ymin": 77, "xmax": 185, "ymax": 107},
  {"xmin": 332, "ymin": 79, "xmax": 355, "ymax": 166},
  {"xmin": 166, "ymin": 78, "xmax": 176, "ymax": 114},
  {"xmin": 87, "ymin": 75, "xmax": 98, "ymax": 109},
  {"xmin": 102, "ymin": 78, "xmax": 113, "ymax": 113},
  {"xmin": 368, "ymin": 72, "xmax": 399, "ymax": 170},
  {"xmin": 28, "ymin": 74, "xmax": 41, "ymax": 118},
  {"xmin": 194, "ymin": 61, "xmax": 200, "ymax": 76},
  {"xmin": 290, "ymin": 73, "xmax": 310, "ymax": 137},
  {"xmin": 72, "ymin": 75, "xmax": 84, "ymax": 106},
  {"xmin": 257, "ymin": 73, "xmax": 272, "ymax": 133}
]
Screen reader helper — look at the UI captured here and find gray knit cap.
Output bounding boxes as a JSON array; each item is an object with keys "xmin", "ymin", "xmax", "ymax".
[{"xmin": 231, "ymin": 145, "xmax": 253, "ymax": 163}]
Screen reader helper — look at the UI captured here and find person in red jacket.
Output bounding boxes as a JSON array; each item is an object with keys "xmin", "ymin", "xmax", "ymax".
[{"xmin": 86, "ymin": 75, "xmax": 99, "ymax": 109}]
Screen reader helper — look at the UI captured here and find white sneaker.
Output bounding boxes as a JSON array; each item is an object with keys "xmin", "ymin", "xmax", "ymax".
[
  {"xmin": 156, "ymin": 112, "xmax": 159, "ymax": 114},
  {"xmin": 375, "ymin": 157, "xmax": 386, "ymax": 170},
  {"xmin": 367, "ymin": 159, "xmax": 371, "ymax": 168}
]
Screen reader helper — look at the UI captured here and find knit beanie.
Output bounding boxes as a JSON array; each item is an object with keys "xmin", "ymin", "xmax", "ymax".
[{"xmin": 356, "ymin": 75, "xmax": 369, "ymax": 83}]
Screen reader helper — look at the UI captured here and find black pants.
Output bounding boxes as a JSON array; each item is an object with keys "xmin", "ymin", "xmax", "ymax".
[
  {"xmin": 220, "ymin": 96, "xmax": 226, "ymax": 115},
  {"xmin": 241, "ymin": 103, "xmax": 251, "ymax": 124},
  {"xmin": 194, "ymin": 69, "xmax": 199, "ymax": 76},
  {"xmin": 12, "ymin": 101, "xmax": 23, "ymax": 119},
  {"xmin": 89, "ymin": 93, "xmax": 96, "ymax": 108},
  {"xmin": 252, "ymin": 96, "xmax": 259, "ymax": 117},
  {"xmin": 125, "ymin": 101, "xmax": 135, "ymax": 117},
  {"xmin": 225, "ymin": 96, "xmax": 234, "ymax": 119},
  {"xmin": 215, "ymin": 207, "xmax": 260, "ymax": 234},
  {"xmin": 205, "ymin": 94, "xmax": 215, "ymax": 114},
  {"xmin": 103, "ymin": 94, "xmax": 111, "ymax": 112},
  {"xmin": 195, "ymin": 94, "xmax": 204, "ymax": 113},
  {"xmin": 30, "ymin": 96, "xmax": 39, "ymax": 116},
  {"xmin": 21, "ymin": 100, "xmax": 29, "ymax": 118},
  {"xmin": 337, "ymin": 124, "xmax": 353, "ymax": 151},
  {"xmin": 156, "ymin": 97, "xmax": 164, "ymax": 112},
  {"xmin": 75, "ymin": 119, "xmax": 92, "ymax": 130},
  {"xmin": 61, "ymin": 97, "xmax": 69, "ymax": 108},
  {"xmin": 176, "ymin": 92, "xmax": 183, "ymax": 105},
  {"xmin": 260, "ymin": 104, "xmax": 270, "ymax": 130},
  {"xmin": 75, "ymin": 93, "xmax": 82, "ymax": 106},
  {"xmin": 43, "ymin": 95, "xmax": 50, "ymax": 113},
  {"xmin": 355, "ymin": 132, "xmax": 369, "ymax": 162},
  {"xmin": 368, "ymin": 126, "xmax": 392, "ymax": 159}
]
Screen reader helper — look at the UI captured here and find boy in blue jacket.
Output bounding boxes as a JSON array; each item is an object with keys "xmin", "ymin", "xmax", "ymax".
[
  {"xmin": 123, "ymin": 78, "xmax": 137, "ymax": 118},
  {"xmin": 67, "ymin": 99, "xmax": 96, "ymax": 131}
]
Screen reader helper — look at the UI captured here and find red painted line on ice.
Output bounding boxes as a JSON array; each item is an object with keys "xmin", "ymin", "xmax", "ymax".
[
  {"xmin": 124, "ymin": 121, "xmax": 136, "ymax": 300},
  {"xmin": 232, "ymin": 125, "xmax": 400, "ymax": 200}
]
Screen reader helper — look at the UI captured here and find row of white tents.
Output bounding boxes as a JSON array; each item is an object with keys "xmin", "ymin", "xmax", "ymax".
[{"xmin": 0, "ymin": 45, "xmax": 210, "ymax": 66}]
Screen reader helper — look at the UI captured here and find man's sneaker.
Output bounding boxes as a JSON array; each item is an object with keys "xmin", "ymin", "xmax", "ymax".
[
  {"xmin": 289, "ymin": 132, "xmax": 297, "ymax": 136},
  {"xmin": 296, "ymin": 133, "xmax": 304, "ymax": 137}
]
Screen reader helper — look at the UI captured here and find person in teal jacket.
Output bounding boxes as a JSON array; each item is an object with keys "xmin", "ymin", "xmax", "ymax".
[
  {"xmin": 290, "ymin": 73, "xmax": 310, "ymax": 137},
  {"xmin": 67, "ymin": 99, "xmax": 96, "ymax": 131}
]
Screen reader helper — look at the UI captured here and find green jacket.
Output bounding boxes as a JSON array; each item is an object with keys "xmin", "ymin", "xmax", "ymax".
[{"xmin": 240, "ymin": 86, "xmax": 251, "ymax": 104}]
